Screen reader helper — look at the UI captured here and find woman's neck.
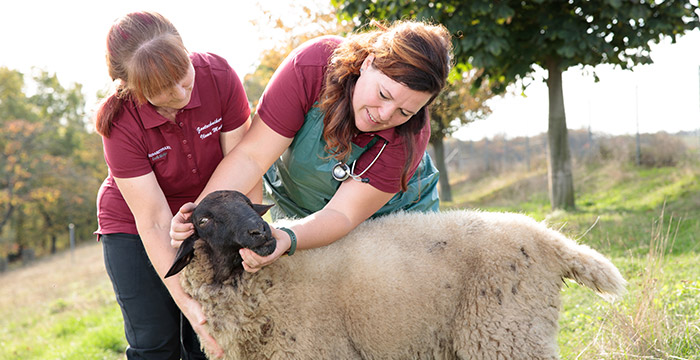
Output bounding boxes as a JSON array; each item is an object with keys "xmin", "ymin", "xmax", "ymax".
[{"xmin": 156, "ymin": 106, "xmax": 179, "ymax": 121}]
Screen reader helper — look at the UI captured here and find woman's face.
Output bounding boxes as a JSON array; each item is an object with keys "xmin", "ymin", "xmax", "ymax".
[
  {"xmin": 146, "ymin": 61, "xmax": 195, "ymax": 110},
  {"xmin": 352, "ymin": 55, "xmax": 432, "ymax": 133}
]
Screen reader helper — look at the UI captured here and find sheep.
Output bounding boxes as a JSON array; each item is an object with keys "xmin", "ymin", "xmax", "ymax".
[{"xmin": 166, "ymin": 190, "xmax": 626, "ymax": 360}]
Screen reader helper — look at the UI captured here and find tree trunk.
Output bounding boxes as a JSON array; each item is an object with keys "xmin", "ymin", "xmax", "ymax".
[
  {"xmin": 0, "ymin": 203, "xmax": 15, "ymax": 230},
  {"xmin": 40, "ymin": 208, "xmax": 57, "ymax": 254},
  {"xmin": 50, "ymin": 234, "xmax": 57, "ymax": 254},
  {"xmin": 431, "ymin": 136, "xmax": 452, "ymax": 202},
  {"xmin": 546, "ymin": 60, "xmax": 576, "ymax": 210}
]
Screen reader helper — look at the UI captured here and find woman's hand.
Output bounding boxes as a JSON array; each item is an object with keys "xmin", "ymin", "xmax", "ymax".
[
  {"xmin": 240, "ymin": 227, "xmax": 292, "ymax": 273},
  {"xmin": 178, "ymin": 293, "xmax": 224, "ymax": 359},
  {"xmin": 170, "ymin": 202, "xmax": 196, "ymax": 248}
]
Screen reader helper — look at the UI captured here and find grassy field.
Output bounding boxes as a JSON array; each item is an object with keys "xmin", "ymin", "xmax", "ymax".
[
  {"xmin": 0, "ymin": 242, "xmax": 126, "ymax": 360},
  {"xmin": 444, "ymin": 160, "xmax": 700, "ymax": 359},
  {"xmin": 1, "ymin": 160, "xmax": 698, "ymax": 359}
]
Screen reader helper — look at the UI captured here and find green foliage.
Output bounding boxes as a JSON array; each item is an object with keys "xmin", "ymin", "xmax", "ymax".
[
  {"xmin": 0, "ymin": 67, "xmax": 103, "ymax": 257},
  {"xmin": 429, "ymin": 70, "xmax": 496, "ymax": 142},
  {"xmin": 430, "ymin": 70, "xmax": 499, "ymax": 201},
  {"xmin": 244, "ymin": 1, "xmax": 354, "ymax": 110},
  {"xmin": 334, "ymin": 0, "xmax": 700, "ymax": 211},
  {"xmin": 0, "ymin": 68, "xmax": 35, "ymax": 121},
  {"xmin": 335, "ymin": 0, "xmax": 700, "ymax": 93}
]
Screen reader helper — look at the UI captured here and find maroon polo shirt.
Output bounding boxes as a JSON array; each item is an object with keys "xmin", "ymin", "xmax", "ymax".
[
  {"xmin": 256, "ymin": 35, "xmax": 430, "ymax": 194},
  {"xmin": 96, "ymin": 52, "xmax": 250, "ymax": 235}
]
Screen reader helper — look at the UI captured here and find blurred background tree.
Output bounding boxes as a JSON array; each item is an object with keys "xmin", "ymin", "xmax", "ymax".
[
  {"xmin": 244, "ymin": 0, "xmax": 354, "ymax": 108},
  {"xmin": 0, "ymin": 67, "xmax": 102, "ymax": 259},
  {"xmin": 430, "ymin": 69, "xmax": 496, "ymax": 201},
  {"xmin": 333, "ymin": 0, "xmax": 700, "ymax": 210},
  {"xmin": 245, "ymin": 1, "xmax": 497, "ymax": 201}
]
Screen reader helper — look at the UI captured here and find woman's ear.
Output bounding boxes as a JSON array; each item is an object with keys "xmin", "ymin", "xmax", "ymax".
[{"xmin": 361, "ymin": 54, "xmax": 375, "ymax": 73}]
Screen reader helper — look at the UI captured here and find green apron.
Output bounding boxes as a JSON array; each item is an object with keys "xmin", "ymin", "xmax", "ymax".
[{"xmin": 263, "ymin": 106, "xmax": 439, "ymax": 220}]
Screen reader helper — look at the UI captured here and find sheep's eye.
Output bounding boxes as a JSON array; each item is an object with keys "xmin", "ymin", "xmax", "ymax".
[{"xmin": 198, "ymin": 217, "xmax": 210, "ymax": 227}]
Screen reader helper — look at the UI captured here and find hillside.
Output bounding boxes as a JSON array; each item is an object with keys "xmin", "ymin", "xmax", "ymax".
[
  {"xmin": 0, "ymin": 242, "xmax": 125, "ymax": 359},
  {"xmin": 0, "ymin": 157, "xmax": 698, "ymax": 359},
  {"xmin": 443, "ymin": 159, "xmax": 700, "ymax": 358}
]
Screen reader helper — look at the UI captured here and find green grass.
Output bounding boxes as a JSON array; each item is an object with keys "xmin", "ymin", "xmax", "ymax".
[
  {"xmin": 444, "ymin": 159, "xmax": 700, "ymax": 359},
  {"xmin": 0, "ymin": 244, "xmax": 127, "ymax": 360},
  {"xmin": 2, "ymin": 159, "xmax": 699, "ymax": 359},
  {"xmin": 5, "ymin": 305, "xmax": 124, "ymax": 360}
]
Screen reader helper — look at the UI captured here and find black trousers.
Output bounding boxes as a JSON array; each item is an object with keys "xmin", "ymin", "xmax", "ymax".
[{"xmin": 101, "ymin": 233, "xmax": 207, "ymax": 360}]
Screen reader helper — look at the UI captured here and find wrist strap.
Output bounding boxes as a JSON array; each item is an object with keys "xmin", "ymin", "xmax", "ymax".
[{"xmin": 278, "ymin": 227, "xmax": 297, "ymax": 256}]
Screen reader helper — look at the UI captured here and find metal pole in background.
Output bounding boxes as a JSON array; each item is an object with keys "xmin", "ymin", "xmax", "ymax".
[
  {"xmin": 69, "ymin": 223, "xmax": 75, "ymax": 262},
  {"xmin": 635, "ymin": 84, "xmax": 641, "ymax": 166}
]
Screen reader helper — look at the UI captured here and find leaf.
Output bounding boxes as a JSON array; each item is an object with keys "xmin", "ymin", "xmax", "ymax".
[{"xmin": 607, "ymin": 0, "xmax": 622, "ymax": 9}]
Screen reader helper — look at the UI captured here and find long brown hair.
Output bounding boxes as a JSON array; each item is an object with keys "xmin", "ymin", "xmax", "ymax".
[
  {"xmin": 95, "ymin": 11, "xmax": 191, "ymax": 137},
  {"xmin": 319, "ymin": 20, "xmax": 452, "ymax": 191}
]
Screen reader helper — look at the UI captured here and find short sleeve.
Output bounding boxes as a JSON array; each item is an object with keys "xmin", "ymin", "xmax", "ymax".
[
  {"xmin": 214, "ymin": 56, "xmax": 251, "ymax": 132},
  {"xmin": 256, "ymin": 36, "xmax": 341, "ymax": 138},
  {"xmin": 102, "ymin": 111, "xmax": 151, "ymax": 179}
]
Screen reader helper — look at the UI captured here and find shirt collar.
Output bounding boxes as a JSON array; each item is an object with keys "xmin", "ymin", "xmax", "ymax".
[
  {"xmin": 137, "ymin": 81, "xmax": 202, "ymax": 129},
  {"xmin": 353, "ymin": 127, "xmax": 398, "ymax": 147}
]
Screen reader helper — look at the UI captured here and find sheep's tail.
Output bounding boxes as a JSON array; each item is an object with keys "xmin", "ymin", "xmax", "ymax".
[{"xmin": 549, "ymin": 229, "xmax": 627, "ymax": 301}]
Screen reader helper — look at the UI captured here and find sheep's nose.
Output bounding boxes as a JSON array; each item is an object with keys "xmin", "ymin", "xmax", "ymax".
[
  {"xmin": 248, "ymin": 228, "xmax": 263, "ymax": 237},
  {"xmin": 247, "ymin": 223, "xmax": 268, "ymax": 238}
]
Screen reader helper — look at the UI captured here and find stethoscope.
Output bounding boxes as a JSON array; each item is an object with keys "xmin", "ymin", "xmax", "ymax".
[{"xmin": 331, "ymin": 140, "xmax": 388, "ymax": 184}]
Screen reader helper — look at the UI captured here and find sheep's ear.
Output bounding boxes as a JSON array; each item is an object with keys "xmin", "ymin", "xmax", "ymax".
[
  {"xmin": 164, "ymin": 235, "xmax": 197, "ymax": 278},
  {"xmin": 252, "ymin": 203, "xmax": 274, "ymax": 216}
]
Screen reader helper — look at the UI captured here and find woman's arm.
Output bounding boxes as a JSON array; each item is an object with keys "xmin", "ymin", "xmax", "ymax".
[
  {"xmin": 171, "ymin": 114, "xmax": 293, "ymax": 241},
  {"xmin": 239, "ymin": 178, "xmax": 395, "ymax": 272},
  {"xmin": 201, "ymin": 113, "xmax": 293, "ymax": 202},
  {"xmin": 219, "ymin": 118, "xmax": 250, "ymax": 155},
  {"xmin": 219, "ymin": 116, "xmax": 263, "ymax": 203},
  {"xmin": 114, "ymin": 173, "xmax": 224, "ymax": 358}
]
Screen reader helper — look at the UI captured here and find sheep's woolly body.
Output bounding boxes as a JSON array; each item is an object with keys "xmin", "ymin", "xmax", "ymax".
[{"xmin": 180, "ymin": 209, "xmax": 626, "ymax": 360}]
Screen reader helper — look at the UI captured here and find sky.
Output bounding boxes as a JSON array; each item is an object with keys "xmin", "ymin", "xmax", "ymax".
[{"xmin": 1, "ymin": 0, "xmax": 699, "ymax": 141}]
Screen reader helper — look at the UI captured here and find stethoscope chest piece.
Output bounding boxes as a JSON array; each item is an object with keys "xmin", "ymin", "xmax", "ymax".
[
  {"xmin": 330, "ymin": 140, "xmax": 388, "ymax": 183},
  {"xmin": 332, "ymin": 162, "xmax": 351, "ymax": 181}
]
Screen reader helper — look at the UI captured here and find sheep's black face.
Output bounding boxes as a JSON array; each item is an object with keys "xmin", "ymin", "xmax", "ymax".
[
  {"xmin": 165, "ymin": 190, "xmax": 275, "ymax": 279},
  {"xmin": 193, "ymin": 190, "xmax": 276, "ymax": 259}
]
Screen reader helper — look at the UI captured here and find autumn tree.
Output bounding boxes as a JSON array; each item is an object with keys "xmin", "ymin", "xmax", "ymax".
[
  {"xmin": 334, "ymin": 0, "xmax": 700, "ymax": 210},
  {"xmin": 430, "ymin": 69, "xmax": 496, "ymax": 201},
  {"xmin": 0, "ymin": 67, "xmax": 35, "ymax": 122},
  {"xmin": 247, "ymin": 3, "xmax": 496, "ymax": 202},
  {"xmin": 0, "ymin": 67, "xmax": 100, "ymax": 256},
  {"xmin": 28, "ymin": 70, "xmax": 99, "ymax": 254},
  {"xmin": 244, "ymin": 0, "xmax": 354, "ymax": 108}
]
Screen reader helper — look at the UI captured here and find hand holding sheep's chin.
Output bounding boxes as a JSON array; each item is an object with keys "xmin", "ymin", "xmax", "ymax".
[
  {"xmin": 170, "ymin": 202, "xmax": 196, "ymax": 248},
  {"xmin": 240, "ymin": 227, "xmax": 293, "ymax": 273}
]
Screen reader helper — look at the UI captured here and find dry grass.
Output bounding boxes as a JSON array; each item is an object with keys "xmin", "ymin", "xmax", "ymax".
[
  {"xmin": 0, "ymin": 241, "xmax": 112, "ymax": 318},
  {"xmin": 0, "ymin": 241, "xmax": 124, "ymax": 359},
  {"xmin": 579, "ymin": 210, "xmax": 700, "ymax": 359}
]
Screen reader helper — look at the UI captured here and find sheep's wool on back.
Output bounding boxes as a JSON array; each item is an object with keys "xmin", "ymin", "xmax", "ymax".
[{"xmin": 179, "ymin": 197, "xmax": 625, "ymax": 360}]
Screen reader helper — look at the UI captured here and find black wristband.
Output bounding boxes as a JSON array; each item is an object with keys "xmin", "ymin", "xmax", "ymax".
[{"xmin": 278, "ymin": 227, "xmax": 297, "ymax": 256}]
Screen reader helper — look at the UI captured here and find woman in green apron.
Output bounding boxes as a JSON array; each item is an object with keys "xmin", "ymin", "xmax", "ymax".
[{"xmin": 171, "ymin": 19, "xmax": 452, "ymax": 274}]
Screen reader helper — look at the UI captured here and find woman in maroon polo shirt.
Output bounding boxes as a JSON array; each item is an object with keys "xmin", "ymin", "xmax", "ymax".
[
  {"xmin": 171, "ymin": 20, "xmax": 452, "ymax": 273},
  {"xmin": 94, "ymin": 11, "xmax": 254, "ymax": 359}
]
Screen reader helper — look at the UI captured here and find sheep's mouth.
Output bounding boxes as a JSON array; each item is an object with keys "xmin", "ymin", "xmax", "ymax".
[{"xmin": 250, "ymin": 239, "xmax": 276, "ymax": 257}]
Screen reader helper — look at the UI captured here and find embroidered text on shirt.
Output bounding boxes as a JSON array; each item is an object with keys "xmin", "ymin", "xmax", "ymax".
[
  {"xmin": 197, "ymin": 117, "xmax": 223, "ymax": 140},
  {"xmin": 148, "ymin": 146, "xmax": 172, "ymax": 161}
]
